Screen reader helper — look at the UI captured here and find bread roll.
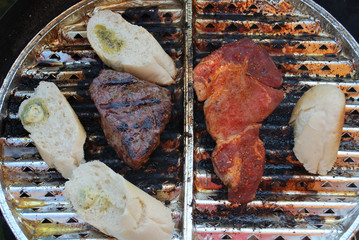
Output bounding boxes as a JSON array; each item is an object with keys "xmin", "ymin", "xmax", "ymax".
[
  {"xmin": 64, "ymin": 161, "xmax": 174, "ymax": 240},
  {"xmin": 18, "ymin": 81, "xmax": 86, "ymax": 179},
  {"xmin": 87, "ymin": 10, "xmax": 176, "ymax": 86},
  {"xmin": 289, "ymin": 84, "xmax": 345, "ymax": 175}
]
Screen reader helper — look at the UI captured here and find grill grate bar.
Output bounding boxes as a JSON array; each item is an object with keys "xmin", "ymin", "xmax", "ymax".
[
  {"xmin": 194, "ymin": 0, "xmax": 302, "ymax": 16},
  {"xmin": 195, "ymin": 19, "xmax": 321, "ymax": 35},
  {"xmin": 195, "ymin": 199, "xmax": 357, "ymax": 208},
  {"xmin": 195, "ymin": 37, "xmax": 341, "ymax": 56},
  {"xmin": 194, "ymin": 227, "xmax": 335, "ymax": 239}
]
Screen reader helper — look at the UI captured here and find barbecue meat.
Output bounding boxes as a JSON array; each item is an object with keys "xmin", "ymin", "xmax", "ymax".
[
  {"xmin": 194, "ymin": 38, "xmax": 283, "ymax": 203},
  {"xmin": 203, "ymin": 64, "xmax": 283, "ymax": 141},
  {"xmin": 194, "ymin": 38, "xmax": 282, "ymax": 101},
  {"xmin": 90, "ymin": 70, "xmax": 172, "ymax": 169},
  {"xmin": 212, "ymin": 124, "xmax": 265, "ymax": 203}
]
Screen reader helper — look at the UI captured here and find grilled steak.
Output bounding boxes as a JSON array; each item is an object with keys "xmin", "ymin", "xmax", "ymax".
[
  {"xmin": 194, "ymin": 38, "xmax": 283, "ymax": 203},
  {"xmin": 90, "ymin": 70, "xmax": 172, "ymax": 169}
]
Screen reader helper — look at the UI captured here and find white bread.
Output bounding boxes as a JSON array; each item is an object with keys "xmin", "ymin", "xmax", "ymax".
[
  {"xmin": 289, "ymin": 84, "xmax": 345, "ymax": 175},
  {"xmin": 64, "ymin": 161, "xmax": 174, "ymax": 240},
  {"xmin": 86, "ymin": 10, "xmax": 176, "ymax": 86},
  {"xmin": 18, "ymin": 81, "xmax": 86, "ymax": 179}
]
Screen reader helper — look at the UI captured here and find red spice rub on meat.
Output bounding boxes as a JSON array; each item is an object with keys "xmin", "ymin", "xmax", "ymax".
[{"xmin": 194, "ymin": 38, "xmax": 283, "ymax": 203}]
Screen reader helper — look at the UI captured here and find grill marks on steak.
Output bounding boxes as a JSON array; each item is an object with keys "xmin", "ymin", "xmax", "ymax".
[
  {"xmin": 90, "ymin": 70, "xmax": 172, "ymax": 169},
  {"xmin": 194, "ymin": 38, "xmax": 283, "ymax": 203}
]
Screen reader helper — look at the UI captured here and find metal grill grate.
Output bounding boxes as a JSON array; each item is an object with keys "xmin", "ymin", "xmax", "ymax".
[
  {"xmin": 192, "ymin": 0, "xmax": 359, "ymax": 239},
  {"xmin": 0, "ymin": 0, "xmax": 185, "ymax": 239},
  {"xmin": 0, "ymin": 0, "xmax": 359, "ymax": 239}
]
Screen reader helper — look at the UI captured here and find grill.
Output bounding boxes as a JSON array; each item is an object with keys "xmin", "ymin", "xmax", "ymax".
[{"xmin": 0, "ymin": 0, "xmax": 359, "ymax": 239}]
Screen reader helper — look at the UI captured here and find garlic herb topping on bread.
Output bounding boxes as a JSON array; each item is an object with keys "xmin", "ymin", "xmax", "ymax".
[
  {"xmin": 289, "ymin": 84, "xmax": 345, "ymax": 175},
  {"xmin": 87, "ymin": 10, "xmax": 176, "ymax": 85},
  {"xmin": 64, "ymin": 161, "xmax": 174, "ymax": 240},
  {"xmin": 18, "ymin": 81, "xmax": 86, "ymax": 179}
]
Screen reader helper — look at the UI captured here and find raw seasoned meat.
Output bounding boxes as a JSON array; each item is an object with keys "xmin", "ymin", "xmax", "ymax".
[
  {"xmin": 212, "ymin": 124, "xmax": 265, "ymax": 203},
  {"xmin": 194, "ymin": 38, "xmax": 282, "ymax": 101},
  {"xmin": 193, "ymin": 38, "xmax": 283, "ymax": 203},
  {"xmin": 90, "ymin": 70, "xmax": 172, "ymax": 169},
  {"xmin": 203, "ymin": 64, "xmax": 283, "ymax": 141}
]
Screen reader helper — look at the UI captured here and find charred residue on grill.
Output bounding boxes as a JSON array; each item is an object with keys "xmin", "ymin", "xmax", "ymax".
[
  {"xmin": 122, "ymin": 6, "xmax": 182, "ymax": 42},
  {"xmin": 193, "ymin": 204, "xmax": 297, "ymax": 229},
  {"xmin": 122, "ymin": 6, "xmax": 161, "ymax": 24}
]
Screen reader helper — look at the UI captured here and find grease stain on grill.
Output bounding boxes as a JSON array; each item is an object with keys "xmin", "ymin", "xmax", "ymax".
[{"xmin": 193, "ymin": 204, "xmax": 297, "ymax": 229}]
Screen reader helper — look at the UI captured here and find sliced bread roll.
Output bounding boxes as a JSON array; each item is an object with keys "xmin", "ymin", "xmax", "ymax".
[
  {"xmin": 18, "ymin": 81, "xmax": 86, "ymax": 179},
  {"xmin": 289, "ymin": 84, "xmax": 345, "ymax": 175},
  {"xmin": 87, "ymin": 10, "xmax": 176, "ymax": 85},
  {"xmin": 64, "ymin": 161, "xmax": 174, "ymax": 240}
]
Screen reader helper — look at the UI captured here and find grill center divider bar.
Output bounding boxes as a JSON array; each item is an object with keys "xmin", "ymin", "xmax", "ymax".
[{"xmin": 183, "ymin": 0, "xmax": 194, "ymax": 239}]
